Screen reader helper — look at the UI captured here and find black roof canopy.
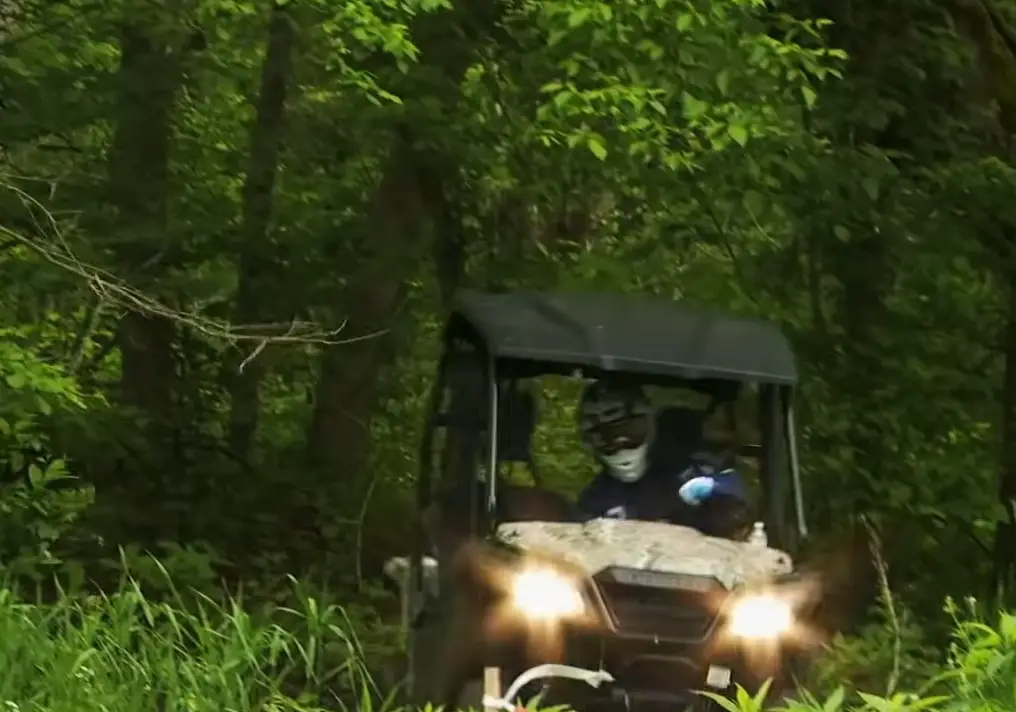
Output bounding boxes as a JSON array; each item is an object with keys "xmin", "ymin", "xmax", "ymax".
[{"xmin": 448, "ymin": 290, "xmax": 798, "ymax": 385}]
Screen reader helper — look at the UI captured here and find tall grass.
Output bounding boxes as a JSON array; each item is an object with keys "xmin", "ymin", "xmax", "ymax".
[
  {"xmin": 776, "ymin": 606, "xmax": 1016, "ymax": 712},
  {"xmin": 0, "ymin": 576, "xmax": 388, "ymax": 712},
  {"xmin": 0, "ymin": 571, "xmax": 1013, "ymax": 712}
]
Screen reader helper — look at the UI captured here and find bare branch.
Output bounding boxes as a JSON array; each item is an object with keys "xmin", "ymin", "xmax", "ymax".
[
  {"xmin": 861, "ymin": 515, "xmax": 902, "ymax": 698},
  {"xmin": 0, "ymin": 179, "xmax": 384, "ymax": 351}
]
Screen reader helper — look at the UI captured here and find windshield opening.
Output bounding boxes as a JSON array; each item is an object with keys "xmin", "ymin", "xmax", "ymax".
[{"xmin": 492, "ymin": 375, "xmax": 765, "ymax": 534}]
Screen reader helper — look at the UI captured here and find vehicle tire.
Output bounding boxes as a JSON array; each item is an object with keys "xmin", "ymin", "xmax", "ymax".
[
  {"xmin": 689, "ymin": 696, "xmax": 725, "ymax": 712},
  {"xmin": 457, "ymin": 680, "xmax": 484, "ymax": 711},
  {"xmin": 407, "ymin": 608, "xmax": 495, "ymax": 710},
  {"xmin": 406, "ymin": 612, "xmax": 445, "ymax": 705},
  {"xmin": 367, "ymin": 657, "xmax": 409, "ymax": 710}
]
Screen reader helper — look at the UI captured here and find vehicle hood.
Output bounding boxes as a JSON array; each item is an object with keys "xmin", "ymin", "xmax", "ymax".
[{"xmin": 495, "ymin": 519, "xmax": 793, "ymax": 590}]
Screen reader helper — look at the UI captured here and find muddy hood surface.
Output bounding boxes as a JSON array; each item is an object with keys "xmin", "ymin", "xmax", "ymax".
[{"xmin": 495, "ymin": 519, "xmax": 793, "ymax": 590}]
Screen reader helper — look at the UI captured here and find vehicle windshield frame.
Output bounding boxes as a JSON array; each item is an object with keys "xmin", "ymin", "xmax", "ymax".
[{"xmin": 479, "ymin": 364, "xmax": 805, "ymax": 548}]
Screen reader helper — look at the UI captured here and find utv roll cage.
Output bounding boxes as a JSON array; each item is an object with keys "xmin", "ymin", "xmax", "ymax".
[{"xmin": 415, "ymin": 290, "xmax": 805, "ymax": 559}]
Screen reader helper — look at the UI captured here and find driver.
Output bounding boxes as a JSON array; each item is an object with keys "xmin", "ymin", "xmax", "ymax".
[{"xmin": 573, "ymin": 380, "xmax": 750, "ymax": 538}]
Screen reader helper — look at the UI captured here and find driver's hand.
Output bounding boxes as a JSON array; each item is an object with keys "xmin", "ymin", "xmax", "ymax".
[{"xmin": 679, "ymin": 476, "xmax": 715, "ymax": 506}]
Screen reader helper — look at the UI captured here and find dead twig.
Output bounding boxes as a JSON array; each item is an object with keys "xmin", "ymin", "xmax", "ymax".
[
  {"xmin": 0, "ymin": 179, "xmax": 386, "ymax": 354},
  {"xmin": 861, "ymin": 514, "xmax": 902, "ymax": 697}
]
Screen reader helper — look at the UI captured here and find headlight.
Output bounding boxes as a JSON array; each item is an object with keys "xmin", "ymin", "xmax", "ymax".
[
  {"xmin": 728, "ymin": 593, "xmax": 793, "ymax": 639},
  {"xmin": 510, "ymin": 567, "xmax": 585, "ymax": 620}
]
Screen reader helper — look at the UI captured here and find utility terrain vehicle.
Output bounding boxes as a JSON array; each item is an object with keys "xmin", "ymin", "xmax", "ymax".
[{"xmin": 387, "ymin": 290, "xmax": 813, "ymax": 711}]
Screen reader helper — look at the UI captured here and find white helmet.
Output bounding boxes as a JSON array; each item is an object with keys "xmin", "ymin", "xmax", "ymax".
[{"xmin": 578, "ymin": 381, "xmax": 654, "ymax": 483}]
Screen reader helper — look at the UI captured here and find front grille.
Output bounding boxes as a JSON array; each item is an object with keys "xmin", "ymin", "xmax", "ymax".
[{"xmin": 597, "ymin": 581, "xmax": 717, "ymax": 641}]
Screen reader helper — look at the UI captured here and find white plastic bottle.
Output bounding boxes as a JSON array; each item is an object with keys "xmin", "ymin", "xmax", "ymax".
[{"xmin": 748, "ymin": 521, "xmax": 768, "ymax": 548}]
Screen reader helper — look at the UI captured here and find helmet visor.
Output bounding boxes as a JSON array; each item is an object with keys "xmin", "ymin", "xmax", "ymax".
[{"xmin": 584, "ymin": 415, "xmax": 651, "ymax": 455}]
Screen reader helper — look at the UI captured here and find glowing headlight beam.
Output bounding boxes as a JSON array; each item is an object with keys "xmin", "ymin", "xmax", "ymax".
[
  {"xmin": 728, "ymin": 594, "xmax": 793, "ymax": 639},
  {"xmin": 510, "ymin": 568, "xmax": 585, "ymax": 620}
]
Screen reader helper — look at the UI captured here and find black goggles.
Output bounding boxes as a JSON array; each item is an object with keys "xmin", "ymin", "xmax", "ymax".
[{"xmin": 584, "ymin": 416, "xmax": 651, "ymax": 455}]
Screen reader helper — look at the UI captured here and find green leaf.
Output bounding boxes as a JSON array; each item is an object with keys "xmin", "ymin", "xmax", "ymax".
[
  {"xmin": 568, "ymin": 7, "xmax": 591, "ymax": 28},
  {"xmin": 682, "ymin": 92, "xmax": 708, "ymax": 120},
  {"xmin": 751, "ymin": 679, "xmax": 772, "ymax": 707},
  {"xmin": 587, "ymin": 135, "xmax": 608, "ymax": 160},
  {"xmin": 5, "ymin": 372, "xmax": 26, "ymax": 388},
  {"xmin": 716, "ymin": 70, "xmax": 731, "ymax": 96},
  {"xmin": 727, "ymin": 122, "xmax": 748, "ymax": 146},
  {"xmin": 801, "ymin": 84, "xmax": 817, "ymax": 108},
  {"xmin": 905, "ymin": 696, "xmax": 955, "ymax": 710},
  {"xmin": 822, "ymin": 686, "xmax": 846, "ymax": 712},
  {"xmin": 693, "ymin": 691, "xmax": 740, "ymax": 712},
  {"xmin": 1000, "ymin": 612, "xmax": 1016, "ymax": 641},
  {"xmin": 676, "ymin": 13, "xmax": 693, "ymax": 31},
  {"xmin": 862, "ymin": 176, "xmax": 880, "ymax": 200},
  {"xmin": 743, "ymin": 190, "xmax": 766, "ymax": 215},
  {"xmin": 833, "ymin": 224, "xmax": 851, "ymax": 241}
]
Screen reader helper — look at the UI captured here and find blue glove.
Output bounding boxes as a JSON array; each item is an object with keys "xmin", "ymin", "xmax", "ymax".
[{"xmin": 679, "ymin": 476, "xmax": 716, "ymax": 506}]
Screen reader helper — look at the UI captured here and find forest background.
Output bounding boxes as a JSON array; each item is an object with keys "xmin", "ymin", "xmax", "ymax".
[{"xmin": 5, "ymin": 0, "xmax": 1016, "ymax": 709}]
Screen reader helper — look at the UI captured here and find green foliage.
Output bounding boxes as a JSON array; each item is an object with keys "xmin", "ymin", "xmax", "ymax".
[
  {"xmin": 808, "ymin": 605, "xmax": 939, "ymax": 696},
  {"xmin": 941, "ymin": 607, "xmax": 1016, "ymax": 710},
  {"xmin": 0, "ymin": 330, "xmax": 94, "ymax": 576},
  {"xmin": 528, "ymin": 0, "xmax": 842, "ymax": 166},
  {"xmin": 699, "ymin": 679, "xmax": 776, "ymax": 712},
  {"xmin": 692, "ymin": 607, "xmax": 1016, "ymax": 712},
  {"xmin": 0, "ymin": 576, "xmax": 389, "ymax": 712}
]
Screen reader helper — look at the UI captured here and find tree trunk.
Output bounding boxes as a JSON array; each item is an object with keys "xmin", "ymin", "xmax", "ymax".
[
  {"xmin": 108, "ymin": 24, "xmax": 183, "ymax": 455},
  {"xmin": 226, "ymin": 2, "xmax": 298, "ymax": 462},
  {"xmin": 305, "ymin": 136, "xmax": 427, "ymax": 474},
  {"xmin": 430, "ymin": 174, "xmax": 466, "ymax": 311},
  {"xmin": 949, "ymin": 0, "xmax": 1016, "ymax": 603},
  {"xmin": 304, "ymin": 161, "xmax": 509, "ymax": 489},
  {"xmin": 828, "ymin": 222, "xmax": 895, "ymax": 506},
  {"xmin": 304, "ymin": 0, "xmax": 510, "ymax": 478},
  {"xmin": 993, "ymin": 240, "xmax": 1016, "ymax": 602},
  {"xmin": 1000, "ymin": 267, "xmax": 1016, "ymax": 500}
]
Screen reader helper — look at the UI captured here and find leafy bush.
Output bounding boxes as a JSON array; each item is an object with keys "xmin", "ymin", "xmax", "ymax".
[
  {"xmin": 937, "ymin": 607, "xmax": 1016, "ymax": 711},
  {"xmin": 0, "ymin": 332, "xmax": 94, "ymax": 576},
  {"xmin": 771, "ymin": 604, "xmax": 1016, "ymax": 712},
  {"xmin": 804, "ymin": 603, "xmax": 939, "ymax": 699}
]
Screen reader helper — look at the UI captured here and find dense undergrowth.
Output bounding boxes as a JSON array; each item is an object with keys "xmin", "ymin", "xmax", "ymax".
[{"xmin": 2, "ymin": 572, "xmax": 1012, "ymax": 712}]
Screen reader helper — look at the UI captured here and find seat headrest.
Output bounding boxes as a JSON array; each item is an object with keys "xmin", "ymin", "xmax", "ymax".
[
  {"xmin": 654, "ymin": 406, "xmax": 707, "ymax": 438},
  {"xmin": 649, "ymin": 406, "xmax": 707, "ymax": 468},
  {"xmin": 497, "ymin": 388, "xmax": 537, "ymax": 463}
]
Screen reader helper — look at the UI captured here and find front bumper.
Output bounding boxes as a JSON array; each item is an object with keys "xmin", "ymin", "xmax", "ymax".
[{"xmin": 507, "ymin": 624, "xmax": 788, "ymax": 712}]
